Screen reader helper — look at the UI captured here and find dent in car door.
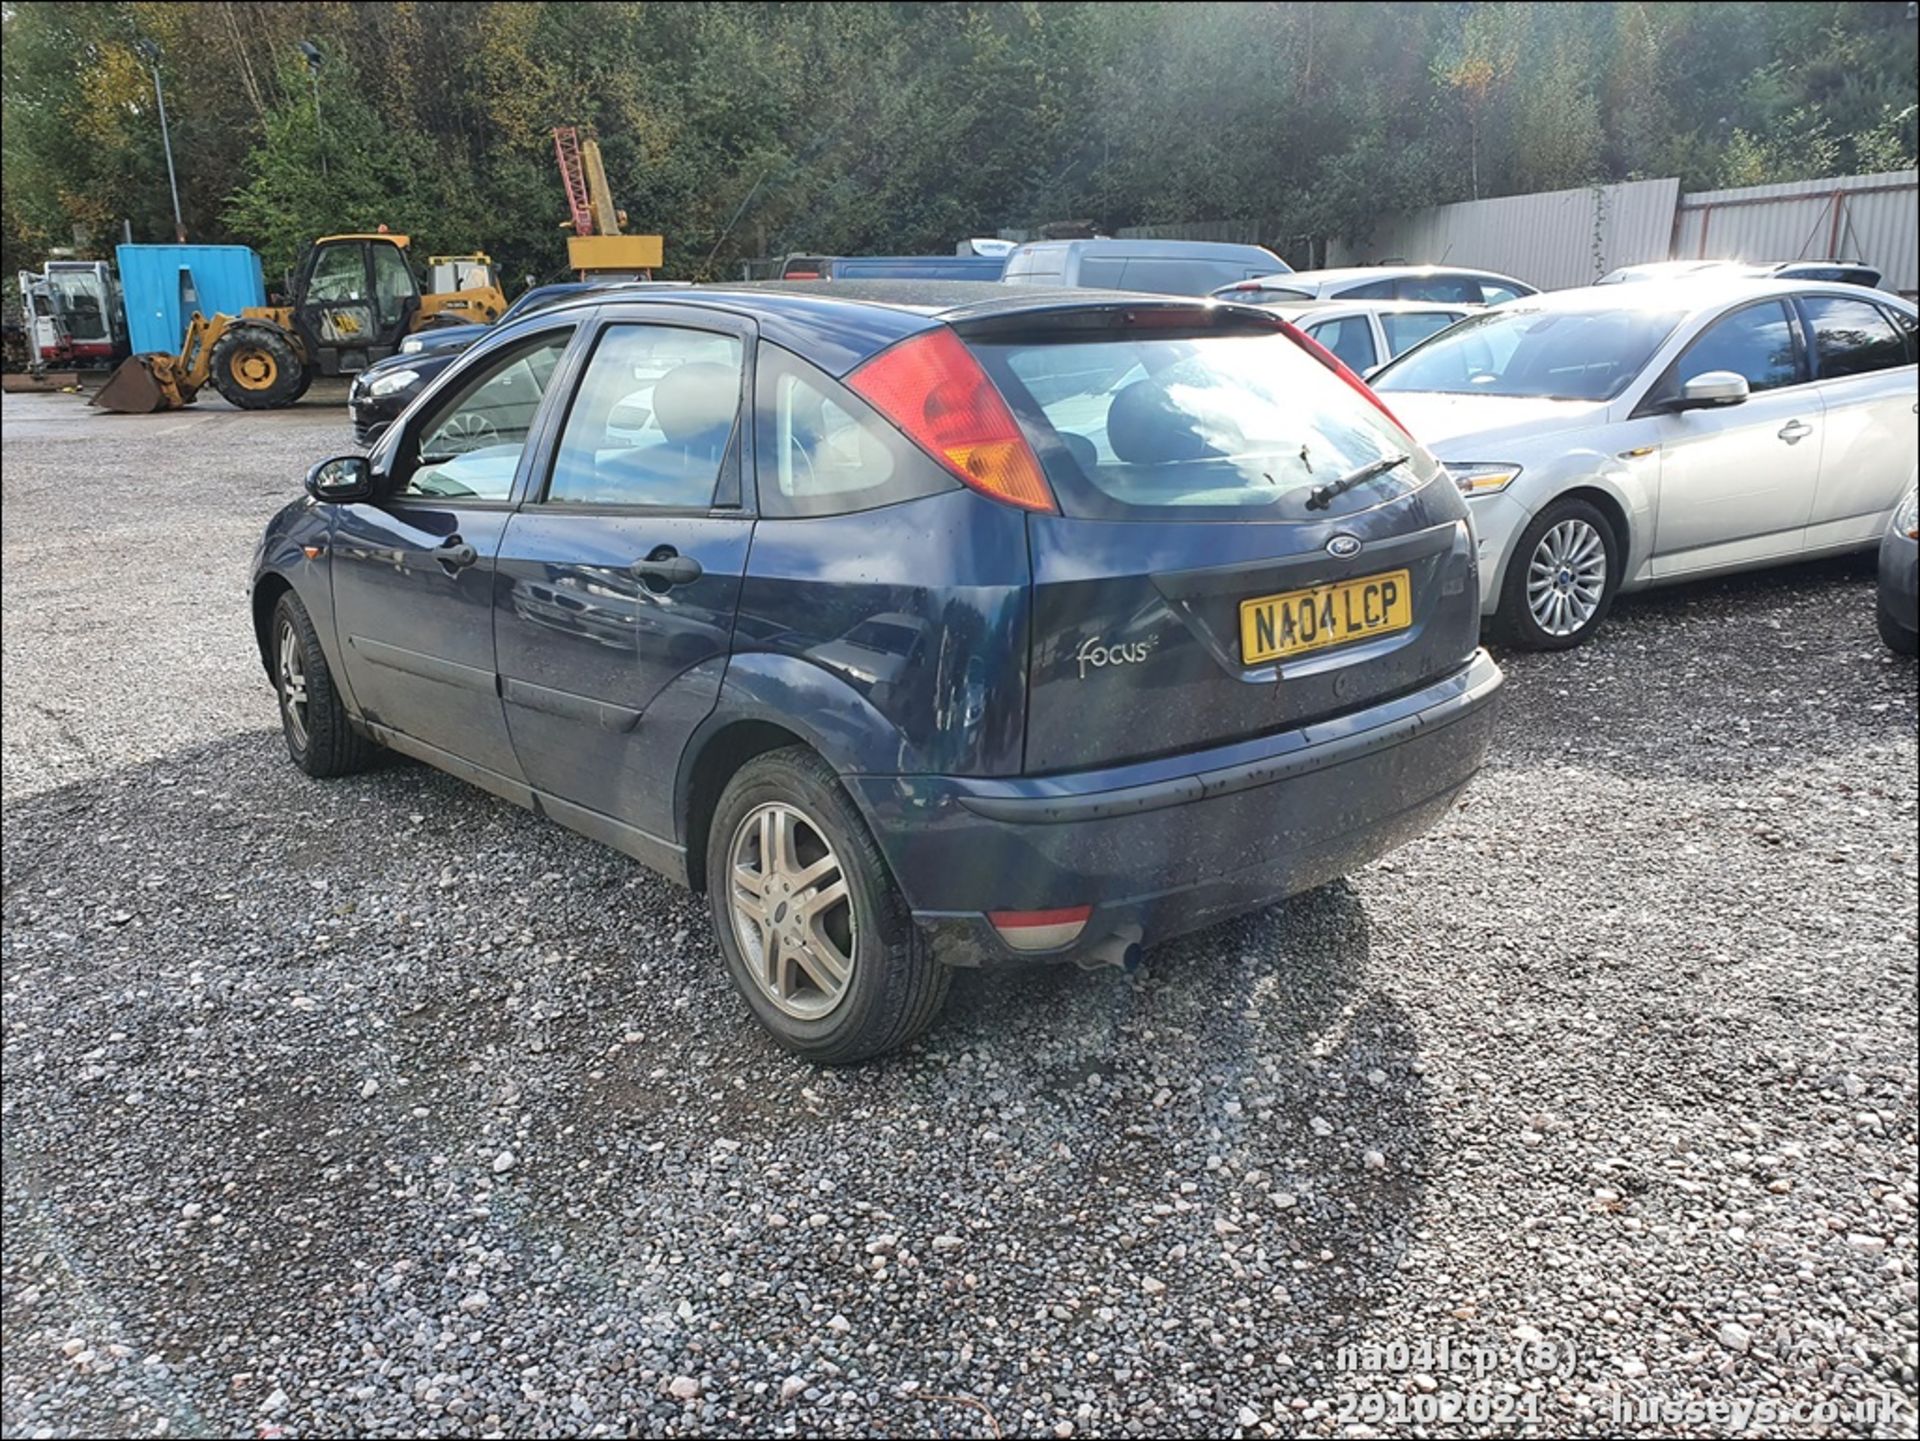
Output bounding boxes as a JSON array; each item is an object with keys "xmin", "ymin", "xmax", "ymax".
[{"xmin": 492, "ymin": 315, "xmax": 756, "ymax": 852}]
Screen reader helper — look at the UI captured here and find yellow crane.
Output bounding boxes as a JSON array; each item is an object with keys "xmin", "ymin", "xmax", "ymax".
[{"xmin": 553, "ymin": 126, "xmax": 663, "ymax": 276}]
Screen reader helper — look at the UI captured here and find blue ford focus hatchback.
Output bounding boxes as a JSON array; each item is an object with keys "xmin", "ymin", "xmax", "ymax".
[{"xmin": 252, "ymin": 283, "xmax": 1502, "ymax": 1061}]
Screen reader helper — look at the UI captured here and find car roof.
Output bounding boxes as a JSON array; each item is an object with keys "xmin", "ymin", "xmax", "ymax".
[
  {"xmin": 1012, "ymin": 237, "xmax": 1283, "ymax": 261},
  {"xmin": 1277, "ymin": 265, "xmax": 1523, "ymax": 287},
  {"xmin": 1261, "ymin": 298, "xmax": 1475, "ymax": 317},
  {"xmin": 525, "ymin": 279, "xmax": 1277, "ymax": 375},
  {"xmin": 1487, "ymin": 277, "xmax": 1913, "ymax": 318}
]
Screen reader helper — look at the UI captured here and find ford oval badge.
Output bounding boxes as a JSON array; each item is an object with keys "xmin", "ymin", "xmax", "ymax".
[{"xmin": 1326, "ymin": 534, "xmax": 1363, "ymax": 559}]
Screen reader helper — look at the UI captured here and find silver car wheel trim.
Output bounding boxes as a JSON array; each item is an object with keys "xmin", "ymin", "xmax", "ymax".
[
  {"xmin": 728, "ymin": 802, "xmax": 856, "ymax": 1021},
  {"xmin": 277, "ymin": 619, "xmax": 309, "ymax": 748},
  {"xmin": 1525, "ymin": 518, "xmax": 1608, "ymax": 637}
]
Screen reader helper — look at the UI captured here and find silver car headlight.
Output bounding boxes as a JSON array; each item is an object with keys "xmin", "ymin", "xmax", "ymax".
[
  {"xmin": 1894, "ymin": 487, "xmax": 1919, "ymax": 539},
  {"xmin": 365, "ymin": 368, "xmax": 421, "ymax": 399},
  {"xmin": 1446, "ymin": 462, "xmax": 1523, "ymax": 497}
]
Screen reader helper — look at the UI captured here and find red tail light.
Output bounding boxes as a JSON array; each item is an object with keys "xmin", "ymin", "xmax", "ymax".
[
  {"xmin": 847, "ymin": 328, "xmax": 1056, "ymax": 512},
  {"xmin": 1277, "ymin": 319, "xmax": 1411, "ymax": 436}
]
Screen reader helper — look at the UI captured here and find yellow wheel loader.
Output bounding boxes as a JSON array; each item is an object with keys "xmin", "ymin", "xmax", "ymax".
[{"xmin": 93, "ymin": 233, "xmax": 507, "ymax": 414}]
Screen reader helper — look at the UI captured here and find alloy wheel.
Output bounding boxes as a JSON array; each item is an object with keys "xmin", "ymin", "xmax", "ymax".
[
  {"xmin": 277, "ymin": 619, "xmax": 309, "ymax": 749},
  {"xmin": 728, "ymin": 802, "xmax": 856, "ymax": 1021},
  {"xmin": 1526, "ymin": 517, "xmax": 1608, "ymax": 638}
]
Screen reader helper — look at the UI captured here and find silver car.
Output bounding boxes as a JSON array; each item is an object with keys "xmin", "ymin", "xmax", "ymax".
[
  {"xmin": 1219, "ymin": 297, "xmax": 1475, "ymax": 378},
  {"xmin": 1216, "ymin": 265, "xmax": 1536, "ymax": 306},
  {"xmin": 1372, "ymin": 280, "xmax": 1919, "ymax": 648}
]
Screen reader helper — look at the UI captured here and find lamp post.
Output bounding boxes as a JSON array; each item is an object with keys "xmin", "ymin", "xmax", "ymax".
[
  {"xmin": 135, "ymin": 40, "xmax": 186, "ymax": 242},
  {"xmin": 299, "ymin": 41, "xmax": 326, "ymax": 177}
]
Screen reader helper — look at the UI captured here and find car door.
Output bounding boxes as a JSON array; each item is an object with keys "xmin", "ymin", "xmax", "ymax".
[
  {"xmin": 331, "ymin": 325, "xmax": 579, "ymax": 785},
  {"xmin": 1643, "ymin": 298, "xmax": 1823, "ymax": 574},
  {"xmin": 492, "ymin": 310, "xmax": 756, "ymax": 854},
  {"xmin": 1795, "ymin": 294, "xmax": 1919, "ymax": 550}
]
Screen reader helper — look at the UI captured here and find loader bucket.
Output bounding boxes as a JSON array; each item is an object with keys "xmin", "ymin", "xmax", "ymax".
[{"xmin": 92, "ymin": 355, "xmax": 184, "ymax": 414}]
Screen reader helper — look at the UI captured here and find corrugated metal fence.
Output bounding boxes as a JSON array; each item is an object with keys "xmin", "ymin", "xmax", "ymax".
[
  {"xmin": 1328, "ymin": 178, "xmax": 1680, "ymax": 289},
  {"xmin": 1101, "ymin": 169, "xmax": 1916, "ymax": 294},
  {"xmin": 1672, "ymin": 171, "xmax": 1918, "ymax": 294}
]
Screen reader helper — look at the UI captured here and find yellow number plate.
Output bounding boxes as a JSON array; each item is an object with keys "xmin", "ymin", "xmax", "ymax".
[{"xmin": 1240, "ymin": 569, "xmax": 1413, "ymax": 664}]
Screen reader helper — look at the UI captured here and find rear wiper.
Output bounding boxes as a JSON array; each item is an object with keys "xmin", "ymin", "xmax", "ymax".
[{"xmin": 1305, "ymin": 453, "xmax": 1410, "ymax": 511}]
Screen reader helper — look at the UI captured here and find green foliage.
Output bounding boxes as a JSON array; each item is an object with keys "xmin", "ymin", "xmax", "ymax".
[{"xmin": 4, "ymin": 1, "xmax": 1915, "ymax": 285}]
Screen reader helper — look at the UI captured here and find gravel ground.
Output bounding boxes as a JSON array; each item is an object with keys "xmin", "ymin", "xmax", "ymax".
[{"xmin": 3, "ymin": 387, "xmax": 1915, "ymax": 1438}]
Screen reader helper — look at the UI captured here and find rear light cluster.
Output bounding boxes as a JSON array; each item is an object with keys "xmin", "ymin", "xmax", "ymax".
[{"xmin": 848, "ymin": 328, "xmax": 1056, "ymax": 512}]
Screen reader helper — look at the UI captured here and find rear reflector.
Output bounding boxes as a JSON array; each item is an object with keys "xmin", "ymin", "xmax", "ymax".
[
  {"xmin": 1278, "ymin": 319, "xmax": 1410, "ymax": 436},
  {"xmin": 848, "ymin": 328, "xmax": 1056, "ymax": 512},
  {"xmin": 988, "ymin": 905, "xmax": 1092, "ymax": 953}
]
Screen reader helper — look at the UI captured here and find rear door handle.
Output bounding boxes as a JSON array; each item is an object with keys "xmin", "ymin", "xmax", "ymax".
[
  {"xmin": 436, "ymin": 538, "xmax": 478, "ymax": 571},
  {"xmin": 1778, "ymin": 420, "xmax": 1813, "ymax": 444},
  {"xmin": 630, "ymin": 547, "xmax": 703, "ymax": 589}
]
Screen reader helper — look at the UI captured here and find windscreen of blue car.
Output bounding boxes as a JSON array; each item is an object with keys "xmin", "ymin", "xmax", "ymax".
[
  {"xmin": 971, "ymin": 328, "xmax": 1428, "ymax": 521},
  {"xmin": 1372, "ymin": 305, "xmax": 1685, "ymax": 402}
]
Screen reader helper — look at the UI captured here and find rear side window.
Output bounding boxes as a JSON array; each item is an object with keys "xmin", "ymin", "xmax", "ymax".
[
  {"xmin": 1304, "ymin": 316, "xmax": 1378, "ymax": 373},
  {"xmin": 1396, "ymin": 274, "xmax": 1482, "ymax": 305},
  {"xmin": 1381, "ymin": 310, "xmax": 1461, "ymax": 356},
  {"xmin": 1478, "ymin": 281, "xmax": 1529, "ymax": 305},
  {"xmin": 754, "ymin": 343, "xmax": 949, "ymax": 518},
  {"xmin": 1673, "ymin": 300, "xmax": 1804, "ymax": 393},
  {"xmin": 971, "ymin": 327, "xmax": 1423, "ymax": 521},
  {"xmin": 543, "ymin": 324, "xmax": 744, "ymax": 508},
  {"xmin": 1802, "ymin": 296, "xmax": 1908, "ymax": 379},
  {"xmin": 1340, "ymin": 277, "xmax": 1397, "ymax": 300}
]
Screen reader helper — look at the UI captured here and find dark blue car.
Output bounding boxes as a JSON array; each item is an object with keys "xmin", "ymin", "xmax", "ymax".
[{"xmin": 251, "ymin": 282, "xmax": 1502, "ymax": 1061}]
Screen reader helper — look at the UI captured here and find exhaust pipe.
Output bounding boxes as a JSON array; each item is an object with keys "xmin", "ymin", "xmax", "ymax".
[{"xmin": 1077, "ymin": 925, "xmax": 1144, "ymax": 972}]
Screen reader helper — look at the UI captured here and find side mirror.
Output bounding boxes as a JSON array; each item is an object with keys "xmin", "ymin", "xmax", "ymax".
[
  {"xmin": 305, "ymin": 454, "xmax": 374, "ymax": 503},
  {"xmin": 1675, "ymin": 370, "xmax": 1750, "ymax": 411}
]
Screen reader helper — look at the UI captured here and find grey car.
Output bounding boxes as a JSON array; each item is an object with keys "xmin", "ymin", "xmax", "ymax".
[{"xmin": 1000, "ymin": 239, "xmax": 1288, "ymax": 296}]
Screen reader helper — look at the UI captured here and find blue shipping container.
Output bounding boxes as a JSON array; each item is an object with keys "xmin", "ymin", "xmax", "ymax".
[{"xmin": 116, "ymin": 244, "xmax": 267, "ymax": 356}]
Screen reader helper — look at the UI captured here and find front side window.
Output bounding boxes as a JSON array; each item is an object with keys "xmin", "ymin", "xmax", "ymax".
[
  {"xmin": 1374, "ymin": 305, "xmax": 1685, "ymax": 402},
  {"xmin": 1381, "ymin": 310, "xmax": 1462, "ymax": 356},
  {"xmin": 1304, "ymin": 316, "xmax": 1378, "ymax": 373},
  {"xmin": 1671, "ymin": 301, "xmax": 1804, "ymax": 393},
  {"xmin": 1802, "ymin": 296, "xmax": 1908, "ymax": 380},
  {"xmin": 306, "ymin": 244, "xmax": 366, "ymax": 303},
  {"xmin": 756, "ymin": 344, "xmax": 941, "ymax": 518},
  {"xmin": 1479, "ymin": 281, "xmax": 1529, "ymax": 305},
  {"xmin": 544, "ymin": 325, "xmax": 744, "ymax": 508},
  {"xmin": 403, "ymin": 332, "xmax": 572, "ymax": 501}
]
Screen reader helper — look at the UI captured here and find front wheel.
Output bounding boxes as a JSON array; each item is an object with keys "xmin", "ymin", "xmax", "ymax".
[
  {"xmin": 1495, "ymin": 498, "xmax": 1620, "ymax": 650},
  {"xmin": 705, "ymin": 747, "xmax": 949, "ymax": 1063},
  {"xmin": 210, "ymin": 323, "xmax": 306, "ymax": 410},
  {"xmin": 272, "ymin": 590, "xmax": 378, "ymax": 777}
]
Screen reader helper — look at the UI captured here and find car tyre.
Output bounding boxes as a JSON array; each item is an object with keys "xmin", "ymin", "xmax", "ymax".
[
  {"xmin": 1495, "ymin": 497, "xmax": 1620, "ymax": 650},
  {"xmin": 210, "ymin": 322, "xmax": 306, "ymax": 410},
  {"xmin": 1878, "ymin": 598, "xmax": 1918, "ymax": 656},
  {"xmin": 706, "ymin": 746, "xmax": 949, "ymax": 1063},
  {"xmin": 272, "ymin": 590, "xmax": 379, "ymax": 777}
]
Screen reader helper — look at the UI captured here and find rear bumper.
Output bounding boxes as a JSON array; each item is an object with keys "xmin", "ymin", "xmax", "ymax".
[
  {"xmin": 1880, "ymin": 528, "xmax": 1919, "ymax": 632},
  {"xmin": 849, "ymin": 649, "xmax": 1503, "ymax": 967}
]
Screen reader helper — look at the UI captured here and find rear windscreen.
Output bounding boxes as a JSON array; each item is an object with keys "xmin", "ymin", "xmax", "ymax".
[{"xmin": 969, "ymin": 328, "xmax": 1427, "ymax": 521}]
